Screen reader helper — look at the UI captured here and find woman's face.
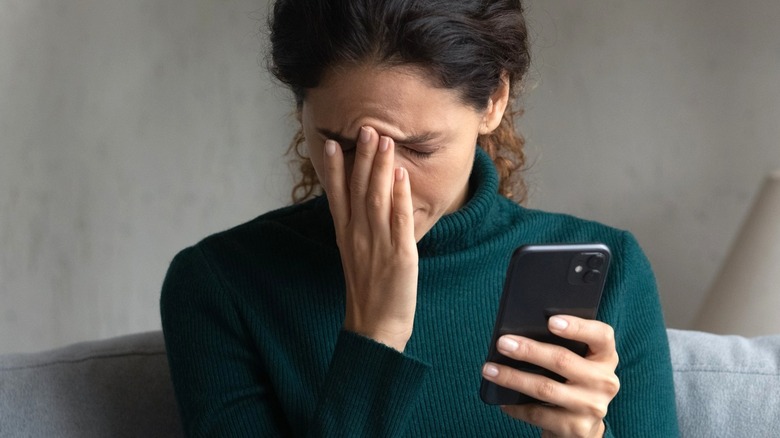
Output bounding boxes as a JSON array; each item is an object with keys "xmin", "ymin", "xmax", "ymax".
[{"xmin": 301, "ymin": 65, "xmax": 507, "ymax": 241}]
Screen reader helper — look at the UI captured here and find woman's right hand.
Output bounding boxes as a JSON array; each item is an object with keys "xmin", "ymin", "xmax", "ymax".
[{"xmin": 321, "ymin": 126, "xmax": 419, "ymax": 352}]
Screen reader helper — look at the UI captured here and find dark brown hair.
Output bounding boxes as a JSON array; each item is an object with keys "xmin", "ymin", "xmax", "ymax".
[{"xmin": 269, "ymin": 0, "xmax": 531, "ymax": 203}]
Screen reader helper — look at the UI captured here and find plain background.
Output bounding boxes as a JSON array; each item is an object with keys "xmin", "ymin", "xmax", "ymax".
[{"xmin": 2, "ymin": 0, "xmax": 779, "ymax": 354}]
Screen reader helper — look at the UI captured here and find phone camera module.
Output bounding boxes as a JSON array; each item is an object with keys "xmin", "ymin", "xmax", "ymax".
[{"xmin": 568, "ymin": 251, "xmax": 608, "ymax": 286}]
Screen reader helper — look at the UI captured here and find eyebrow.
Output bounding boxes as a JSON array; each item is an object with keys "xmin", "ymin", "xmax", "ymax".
[{"xmin": 316, "ymin": 128, "xmax": 440, "ymax": 148}]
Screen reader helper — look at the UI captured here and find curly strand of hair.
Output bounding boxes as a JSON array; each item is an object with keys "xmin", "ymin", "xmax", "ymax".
[
  {"xmin": 287, "ymin": 118, "xmax": 322, "ymax": 203},
  {"xmin": 477, "ymin": 101, "xmax": 527, "ymax": 204}
]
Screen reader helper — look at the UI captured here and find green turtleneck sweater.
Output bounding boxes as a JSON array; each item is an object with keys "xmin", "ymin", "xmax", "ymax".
[{"xmin": 160, "ymin": 148, "xmax": 678, "ymax": 437}]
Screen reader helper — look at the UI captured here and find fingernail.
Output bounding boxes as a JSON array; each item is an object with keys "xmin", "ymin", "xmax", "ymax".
[
  {"xmin": 395, "ymin": 167, "xmax": 405, "ymax": 181},
  {"xmin": 359, "ymin": 126, "xmax": 371, "ymax": 144},
  {"xmin": 379, "ymin": 136, "xmax": 390, "ymax": 152},
  {"xmin": 325, "ymin": 140, "xmax": 336, "ymax": 157},
  {"xmin": 483, "ymin": 363, "xmax": 499, "ymax": 377},
  {"xmin": 498, "ymin": 337, "xmax": 519, "ymax": 352},
  {"xmin": 549, "ymin": 316, "xmax": 569, "ymax": 331}
]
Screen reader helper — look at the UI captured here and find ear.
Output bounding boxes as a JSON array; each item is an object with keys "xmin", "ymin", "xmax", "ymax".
[{"xmin": 479, "ymin": 73, "xmax": 510, "ymax": 135}]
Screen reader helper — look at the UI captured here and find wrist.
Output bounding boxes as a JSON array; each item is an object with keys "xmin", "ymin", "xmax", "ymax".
[{"xmin": 343, "ymin": 322, "xmax": 412, "ymax": 352}]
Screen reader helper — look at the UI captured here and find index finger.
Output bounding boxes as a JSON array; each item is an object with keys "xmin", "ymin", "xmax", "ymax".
[{"xmin": 548, "ymin": 315, "xmax": 617, "ymax": 364}]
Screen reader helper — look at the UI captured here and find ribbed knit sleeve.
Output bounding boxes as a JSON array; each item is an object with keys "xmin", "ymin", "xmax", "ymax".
[
  {"xmin": 600, "ymin": 232, "xmax": 679, "ymax": 437},
  {"xmin": 310, "ymin": 331, "xmax": 430, "ymax": 436}
]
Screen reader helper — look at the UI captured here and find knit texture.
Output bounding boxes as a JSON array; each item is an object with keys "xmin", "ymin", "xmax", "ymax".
[{"xmin": 161, "ymin": 148, "xmax": 679, "ymax": 437}]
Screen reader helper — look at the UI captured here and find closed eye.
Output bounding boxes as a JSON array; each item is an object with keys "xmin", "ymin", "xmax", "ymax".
[
  {"xmin": 341, "ymin": 144, "xmax": 357, "ymax": 155},
  {"xmin": 400, "ymin": 144, "xmax": 435, "ymax": 159}
]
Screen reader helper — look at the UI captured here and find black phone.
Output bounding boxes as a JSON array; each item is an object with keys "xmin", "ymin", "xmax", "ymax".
[{"xmin": 480, "ymin": 243, "xmax": 611, "ymax": 405}]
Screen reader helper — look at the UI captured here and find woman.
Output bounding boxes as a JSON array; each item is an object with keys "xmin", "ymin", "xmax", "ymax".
[{"xmin": 161, "ymin": 0, "xmax": 679, "ymax": 436}]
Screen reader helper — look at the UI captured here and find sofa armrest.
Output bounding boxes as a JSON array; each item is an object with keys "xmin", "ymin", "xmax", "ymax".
[
  {"xmin": 668, "ymin": 328, "xmax": 780, "ymax": 437},
  {"xmin": 0, "ymin": 331, "xmax": 183, "ymax": 438}
]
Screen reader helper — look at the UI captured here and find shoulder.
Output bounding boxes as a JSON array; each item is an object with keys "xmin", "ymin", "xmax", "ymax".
[
  {"xmin": 495, "ymin": 198, "xmax": 638, "ymax": 251},
  {"xmin": 197, "ymin": 196, "xmax": 335, "ymax": 257},
  {"xmin": 165, "ymin": 197, "xmax": 338, "ymax": 291}
]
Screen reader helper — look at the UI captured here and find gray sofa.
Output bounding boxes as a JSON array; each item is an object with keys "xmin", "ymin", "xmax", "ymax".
[{"xmin": 1, "ymin": 330, "xmax": 779, "ymax": 437}]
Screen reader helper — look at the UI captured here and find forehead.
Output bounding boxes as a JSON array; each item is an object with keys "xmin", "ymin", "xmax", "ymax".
[
  {"xmin": 318, "ymin": 63, "xmax": 443, "ymax": 101},
  {"xmin": 302, "ymin": 64, "xmax": 478, "ymax": 138}
]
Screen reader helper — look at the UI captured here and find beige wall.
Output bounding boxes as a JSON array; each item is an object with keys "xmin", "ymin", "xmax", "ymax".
[
  {"xmin": 522, "ymin": 0, "xmax": 780, "ymax": 329},
  {"xmin": 0, "ymin": 0, "xmax": 294, "ymax": 353},
  {"xmin": 2, "ymin": 0, "xmax": 779, "ymax": 353}
]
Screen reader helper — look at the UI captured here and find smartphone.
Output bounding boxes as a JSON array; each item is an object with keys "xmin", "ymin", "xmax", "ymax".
[{"xmin": 480, "ymin": 243, "xmax": 611, "ymax": 405}]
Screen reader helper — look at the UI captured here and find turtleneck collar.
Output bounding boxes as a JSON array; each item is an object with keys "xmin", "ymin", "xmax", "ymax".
[{"xmin": 416, "ymin": 146, "xmax": 502, "ymax": 256}]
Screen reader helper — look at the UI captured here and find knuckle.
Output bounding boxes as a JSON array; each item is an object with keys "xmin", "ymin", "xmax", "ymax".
[
  {"xmin": 570, "ymin": 421, "xmax": 595, "ymax": 438},
  {"xmin": 515, "ymin": 338, "xmax": 534, "ymax": 358},
  {"xmin": 568, "ymin": 318, "xmax": 583, "ymax": 336},
  {"xmin": 366, "ymin": 193, "xmax": 383, "ymax": 210},
  {"xmin": 584, "ymin": 399, "xmax": 609, "ymax": 421},
  {"xmin": 552, "ymin": 349, "xmax": 574, "ymax": 373},
  {"xmin": 603, "ymin": 374, "xmax": 621, "ymax": 396},
  {"xmin": 325, "ymin": 192, "xmax": 347, "ymax": 210},
  {"xmin": 394, "ymin": 212, "xmax": 412, "ymax": 228},
  {"xmin": 350, "ymin": 179, "xmax": 368, "ymax": 194},
  {"xmin": 594, "ymin": 324, "xmax": 615, "ymax": 348},
  {"xmin": 612, "ymin": 349, "xmax": 620, "ymax": 368},
  {"xmin": 601, "ymin": 325, "xmax": 616, "ymax": 345},
  {"xmin": 498, "ymin": 369, "xmax": 522, "ymax": 392},
  {"xmin": 535, "ymin": 379, "xmax": 557, "ymax": 400}
]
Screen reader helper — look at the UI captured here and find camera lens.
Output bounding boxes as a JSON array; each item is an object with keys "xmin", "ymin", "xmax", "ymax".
[
  {"xmin": 587, "ymin": 254, "xmax": 605, "ymax": 269},
  {"xmin": 583, "ymin": 270, "xmax": 601, "ymax": 284}
]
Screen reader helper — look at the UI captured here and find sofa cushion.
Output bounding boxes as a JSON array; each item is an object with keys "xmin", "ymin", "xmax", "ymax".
[
  {"xmin": 668, "ymin": 328, "xmax": 780, "ymax": 438},
  {"xmin": 3, "ymin": 329, "xmax": 780, "ymax": 437},
  {"xmin": 0, "ymin": 331, "xmax": 182, "ymax": 438}
]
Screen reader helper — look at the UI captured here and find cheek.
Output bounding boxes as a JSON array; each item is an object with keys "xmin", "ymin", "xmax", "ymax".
[
  {"xmin": 406, "ymin": 167, "xmax": 447, "ymax": 204},
  {"xmin": 406, "ymin": 156, "xmax": 473, "ymax": 212}
]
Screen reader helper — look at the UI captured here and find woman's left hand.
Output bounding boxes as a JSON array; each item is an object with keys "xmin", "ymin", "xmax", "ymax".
[{"xmin": 481, "ymin": 315, "xmax": 620, "ymax": 438}]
